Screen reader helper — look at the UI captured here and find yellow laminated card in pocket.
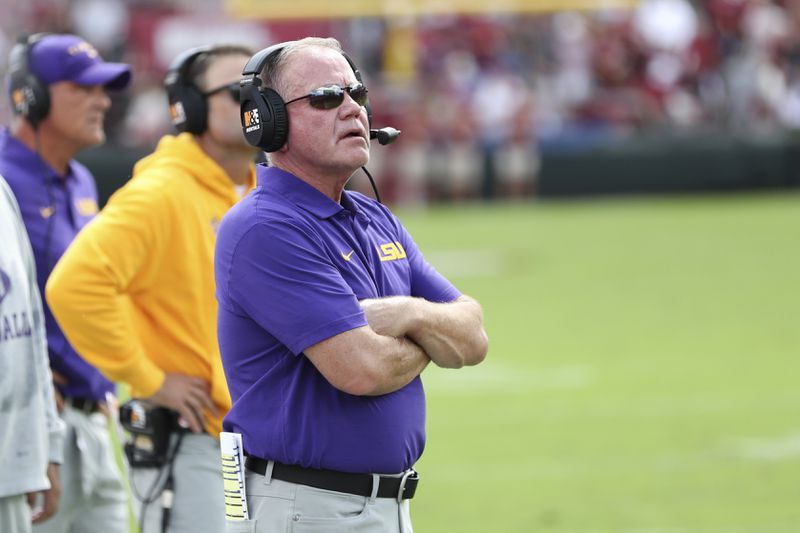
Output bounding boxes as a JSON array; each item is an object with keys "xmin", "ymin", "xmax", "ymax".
[{"xmin": 220, "ymin": 432, "xmax": 249, "ymax": 521}]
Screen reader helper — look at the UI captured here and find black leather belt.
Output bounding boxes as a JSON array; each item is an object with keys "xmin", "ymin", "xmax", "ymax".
[
  {"xmin": 245, "ymin": 457, "xmax": 419, "ymax": 501},
  {"xmin": 65, "ymin": 397, "xmax": 102, "ymax": 414}
]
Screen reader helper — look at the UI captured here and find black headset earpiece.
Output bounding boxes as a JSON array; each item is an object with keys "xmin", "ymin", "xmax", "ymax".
[
  {"xmin": 240, "ymin": 41, "xmax": 294, "ymax": 152},
  {"xmin": 239, "ymin": 75, "xmax": 289, "ymax": 153},
  {"xmin": 239, "ymin": 41, "xmax": 374, "ymax": 153},
  {"xmin": 165, "ymin": 46, "xmax": 213, "ymax": 135},
  {"xmin": 8, "ymin": 33, "xmax": 51, "ymax": 130}
]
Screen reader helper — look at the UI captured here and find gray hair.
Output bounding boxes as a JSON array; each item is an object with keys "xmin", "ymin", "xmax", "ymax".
[{"xmin": 259, "ymin": 37, "xmax": 343, "ymax": 97}]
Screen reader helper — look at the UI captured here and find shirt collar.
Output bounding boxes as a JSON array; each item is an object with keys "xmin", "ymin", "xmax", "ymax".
[
  {"xmin": 0, "ymin": 127, "xmax": 76, "ymax": 184},
  {"xmin": 257, "ymin": 165, "xmax": 360, "ymax": 219}
]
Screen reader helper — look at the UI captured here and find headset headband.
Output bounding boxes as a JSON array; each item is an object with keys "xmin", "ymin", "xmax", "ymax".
[
  {"xmin": 241, "ymin": 41, "xmax": 298, "ymax": 77},
  {"xmin": 165, "ymin": 45, "xmax": 213, "ymax": 85},
  {"xmin": 240, "ymin": 41, "xmax": 363, "ymax": 86}
]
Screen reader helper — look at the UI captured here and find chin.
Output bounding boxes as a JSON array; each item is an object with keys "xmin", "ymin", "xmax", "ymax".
[
  {"xmin": 352, "ymin": 147, "xmax": 370, "ymax": 168},
  {"xmin": 83, "ymin": 130, "xmax": 106, "ymax": 147}
]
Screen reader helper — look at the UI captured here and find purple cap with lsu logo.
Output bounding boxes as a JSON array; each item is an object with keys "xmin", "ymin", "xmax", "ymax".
[{"xmin": 29, "ymin": 34, "xmax": 131, "ymax": 90}]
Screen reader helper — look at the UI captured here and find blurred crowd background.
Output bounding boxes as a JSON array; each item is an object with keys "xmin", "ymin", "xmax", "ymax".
[{"xmin": 2, "ymin": 0, "xmax": 800, "ymax": 204}]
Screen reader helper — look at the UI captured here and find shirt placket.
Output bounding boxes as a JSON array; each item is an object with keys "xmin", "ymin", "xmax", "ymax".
[{"xmin": 338, "ymin": 210, "xmax": 380, "ymax": 296}]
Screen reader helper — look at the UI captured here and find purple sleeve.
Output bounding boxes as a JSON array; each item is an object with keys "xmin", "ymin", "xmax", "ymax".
[
  {"xmin": 226, "ymin": 219, "xmax": 368, "ymax": 355},
  {"xmin": 393, "ymin": 216, "xmax": 461, "ymax": 303}
]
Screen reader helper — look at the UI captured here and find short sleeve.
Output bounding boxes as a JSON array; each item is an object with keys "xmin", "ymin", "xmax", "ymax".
[
  {"xmin": 223, "ymin": 219, "xmax": 367, "ymax": 355},
  {"xmin": 392, "ymin": 214, "xmax": 461, "ymax": 303}
]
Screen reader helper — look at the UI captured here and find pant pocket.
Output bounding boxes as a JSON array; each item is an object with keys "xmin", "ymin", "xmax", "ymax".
[
  {"xmin": 226, "ymin": 519, "xmax": 257, "ymax": 533},
  {"xmin": 289, "ymin": 485, "xmax": 374, "ymax": 532}
]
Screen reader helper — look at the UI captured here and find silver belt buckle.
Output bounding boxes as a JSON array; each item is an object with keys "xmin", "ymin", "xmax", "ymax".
[{"xmin": 396, "ymin": 469, "xmax": 415, "ymax": 502}]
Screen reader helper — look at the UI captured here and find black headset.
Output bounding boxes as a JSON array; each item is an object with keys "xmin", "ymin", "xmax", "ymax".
[
  {"xmin": 8, "ymin": 33, "xmax": 51, "ymax": 130},
  {"xmin": 240, "ymin": 41, "xmax": 399, "ymax": 153},
  {"xmin": 164, "ymin": 46, "xmax": 215, "ymax": 135}
]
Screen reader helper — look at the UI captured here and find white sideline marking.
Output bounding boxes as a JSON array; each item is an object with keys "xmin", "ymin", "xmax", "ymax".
[
  {"xmin": 424, "ymin": 361, "xmax": 594, "ymax": 395},
  {"xmin": 734, "ymin": 432, "xmax": 800, "ymax": 461},
  {"xmin": 567, "ymin": 524, "xmax": 800, "ymax": 533},
  {"xmin": 568, "ymin": 527, "xmax": 799, "ymax": 533}
]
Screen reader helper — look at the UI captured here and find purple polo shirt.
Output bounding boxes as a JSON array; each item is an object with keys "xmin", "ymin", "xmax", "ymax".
[
  {"xmin": 0, "ymin": 128, "xmax": 114, "ymax": 401},
  {"xmin": 215, "ymin": 165, "xmax": 461, "ymax": 474}
]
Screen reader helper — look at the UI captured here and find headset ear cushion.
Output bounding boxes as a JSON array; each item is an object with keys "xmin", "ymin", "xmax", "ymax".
[
  {"xmin": 240, "ymin": 83, "xmax": 267, "ymax": 149},
  {"xmin": 171, "ymin": 84, "xmax": 207, "ymax": 134},
  {"xmin": 10, "ymin": 73, "xmax": 50, "ymax": 128},
  {"xmin": 261, "ymin": 88, "xmax": 288, "ymax": 152},
  {"xmin": 29, "ymin": 77, "xmax": 50, "ymax": 126},
  {"xmin": 240, "ymin": 85, "xmax": 289, "ymax": 153}
]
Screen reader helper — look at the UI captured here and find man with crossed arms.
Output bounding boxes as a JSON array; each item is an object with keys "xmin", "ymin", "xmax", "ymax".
[{"xmin": 215, "ymin": 37, "xmax": 488, "ymax": 532}]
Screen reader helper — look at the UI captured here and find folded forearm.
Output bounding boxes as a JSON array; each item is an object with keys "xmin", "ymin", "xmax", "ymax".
[
  {"xmin": 362, "ymin": 334, "xmax": 430, "ymax": 396},
  {"xmin": 305, "ymin": 325, "xmax": 430, "ymax": 397},
  {"xmin": 360, "ymin": 295, "xmax": 488, "ymax": 368},
  {"xmin": 405, "ymin": 296, "xmax": 488, "ymax": 369}
]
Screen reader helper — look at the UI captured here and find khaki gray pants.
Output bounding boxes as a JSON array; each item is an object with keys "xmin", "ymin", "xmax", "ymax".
[
  {"xmin": 33, "ymin": 404, "xmax": 128, "ymax": 533},
  {"xmin": 132, "ymin": 432, "xmax": 224, "ymax": 533},
  {"xmin": 227, "ymin": 463, "xmax": 413, "ymax": 533},
  {"xmin": 0, "ymin": 494, "xmax": 32, "ymax": 533}
]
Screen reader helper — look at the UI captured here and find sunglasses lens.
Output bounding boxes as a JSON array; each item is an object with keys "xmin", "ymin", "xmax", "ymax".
[
  {"xmin": 308, "ymin": 87, "xmax": 345, "ymax": 110},
  {"xmin": 350, "ymin": 85, "xmax": 368, "ymax": 106},
  {"xmin": 302, "ymin": 85, "xmax": 368, "ymax": 110}
]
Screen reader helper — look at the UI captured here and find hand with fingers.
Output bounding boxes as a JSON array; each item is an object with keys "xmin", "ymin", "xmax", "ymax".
[
  {"xmin": 146, "ymin": 373, "xmax": 219, "ymax": 433},
  {"xmin": 27, "ymin": 462, "xmax": 60, "ymax": 524}
]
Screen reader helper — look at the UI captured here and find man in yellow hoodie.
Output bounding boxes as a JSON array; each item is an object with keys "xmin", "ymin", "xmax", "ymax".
[{"xmin": 45, "ymin": 44, "xmax": 258, "ymax": 533}]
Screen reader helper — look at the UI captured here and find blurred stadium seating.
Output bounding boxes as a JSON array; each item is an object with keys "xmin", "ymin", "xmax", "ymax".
[{"xmin": 3, "ymin": 0, "xmax": 800, "ymax": 204}]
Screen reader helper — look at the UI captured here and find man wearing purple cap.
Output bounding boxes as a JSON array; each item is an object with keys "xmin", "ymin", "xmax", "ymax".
[{"xmin": 0, "ymin": 33, "xmax": 131, "ymax": 533}]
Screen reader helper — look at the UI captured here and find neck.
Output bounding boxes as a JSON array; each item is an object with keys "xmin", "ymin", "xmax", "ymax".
[
  {"xmin": 196, "ymin": 135, "xmax": 254, "ymax": 186},
  {"xmin": 272, "ymin": 156, "xmax": 352, "ymax": 203},
  {"xmin": 10, "ymin": 119, "xmax": 74, "ymax": 175}
]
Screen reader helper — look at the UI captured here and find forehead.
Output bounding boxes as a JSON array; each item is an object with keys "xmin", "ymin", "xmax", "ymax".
[
  {"xmin": 282, "ymin": 47, "xmax": 355, "ymax": 91},
  {"xmin": 202, "ymin": 53, "xmax": 250, "ymax": 87},
  {"xmin": 49, "ymin": 80, "xmax": 97, "ymax": 93}
]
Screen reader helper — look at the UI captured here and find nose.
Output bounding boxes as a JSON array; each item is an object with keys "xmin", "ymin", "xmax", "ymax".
[
  {"xmin": 339, "ymin": 90, "xmax": 365, "ymax": 119},
  {"xmin": 90, "ymin": 85, "xmax": 112, "ymax": 109}
]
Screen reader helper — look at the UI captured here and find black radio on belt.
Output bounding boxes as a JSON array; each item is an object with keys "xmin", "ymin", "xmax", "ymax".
[{"xmin": 119, "ymin": 399, "xmax": 179, "ymax": 468}]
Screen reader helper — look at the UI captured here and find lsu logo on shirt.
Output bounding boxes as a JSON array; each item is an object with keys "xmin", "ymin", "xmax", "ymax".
[
  {"xmin": 75, "ymin": 198, "xmax": 99, "ymax": 217},
  {"xmin": 377, "ymin": 241, "xmax": 406, "ymax": 262},
  {"xmin": 243, "ymin": 108, "xmax": 261, "ymax": 133}
]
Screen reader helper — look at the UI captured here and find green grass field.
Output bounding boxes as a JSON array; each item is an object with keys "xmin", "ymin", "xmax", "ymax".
[{"xmin": 396, "ymin": 192, "xmax": 800, "ymax": 532}]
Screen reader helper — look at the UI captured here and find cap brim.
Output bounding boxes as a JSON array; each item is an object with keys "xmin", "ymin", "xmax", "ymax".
[{"xmin": 72, "ymin": 63, "xmax": 132, "ymax": 90}]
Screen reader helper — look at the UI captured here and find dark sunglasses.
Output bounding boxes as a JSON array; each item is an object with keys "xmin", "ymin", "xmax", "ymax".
[
  {"xmin": 285, "ymin": 83, "xmax": 369, "ymax": 110},
  {"xmin": 202, "ymin": 82, "xmax": 240, "ymax": 103}
]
